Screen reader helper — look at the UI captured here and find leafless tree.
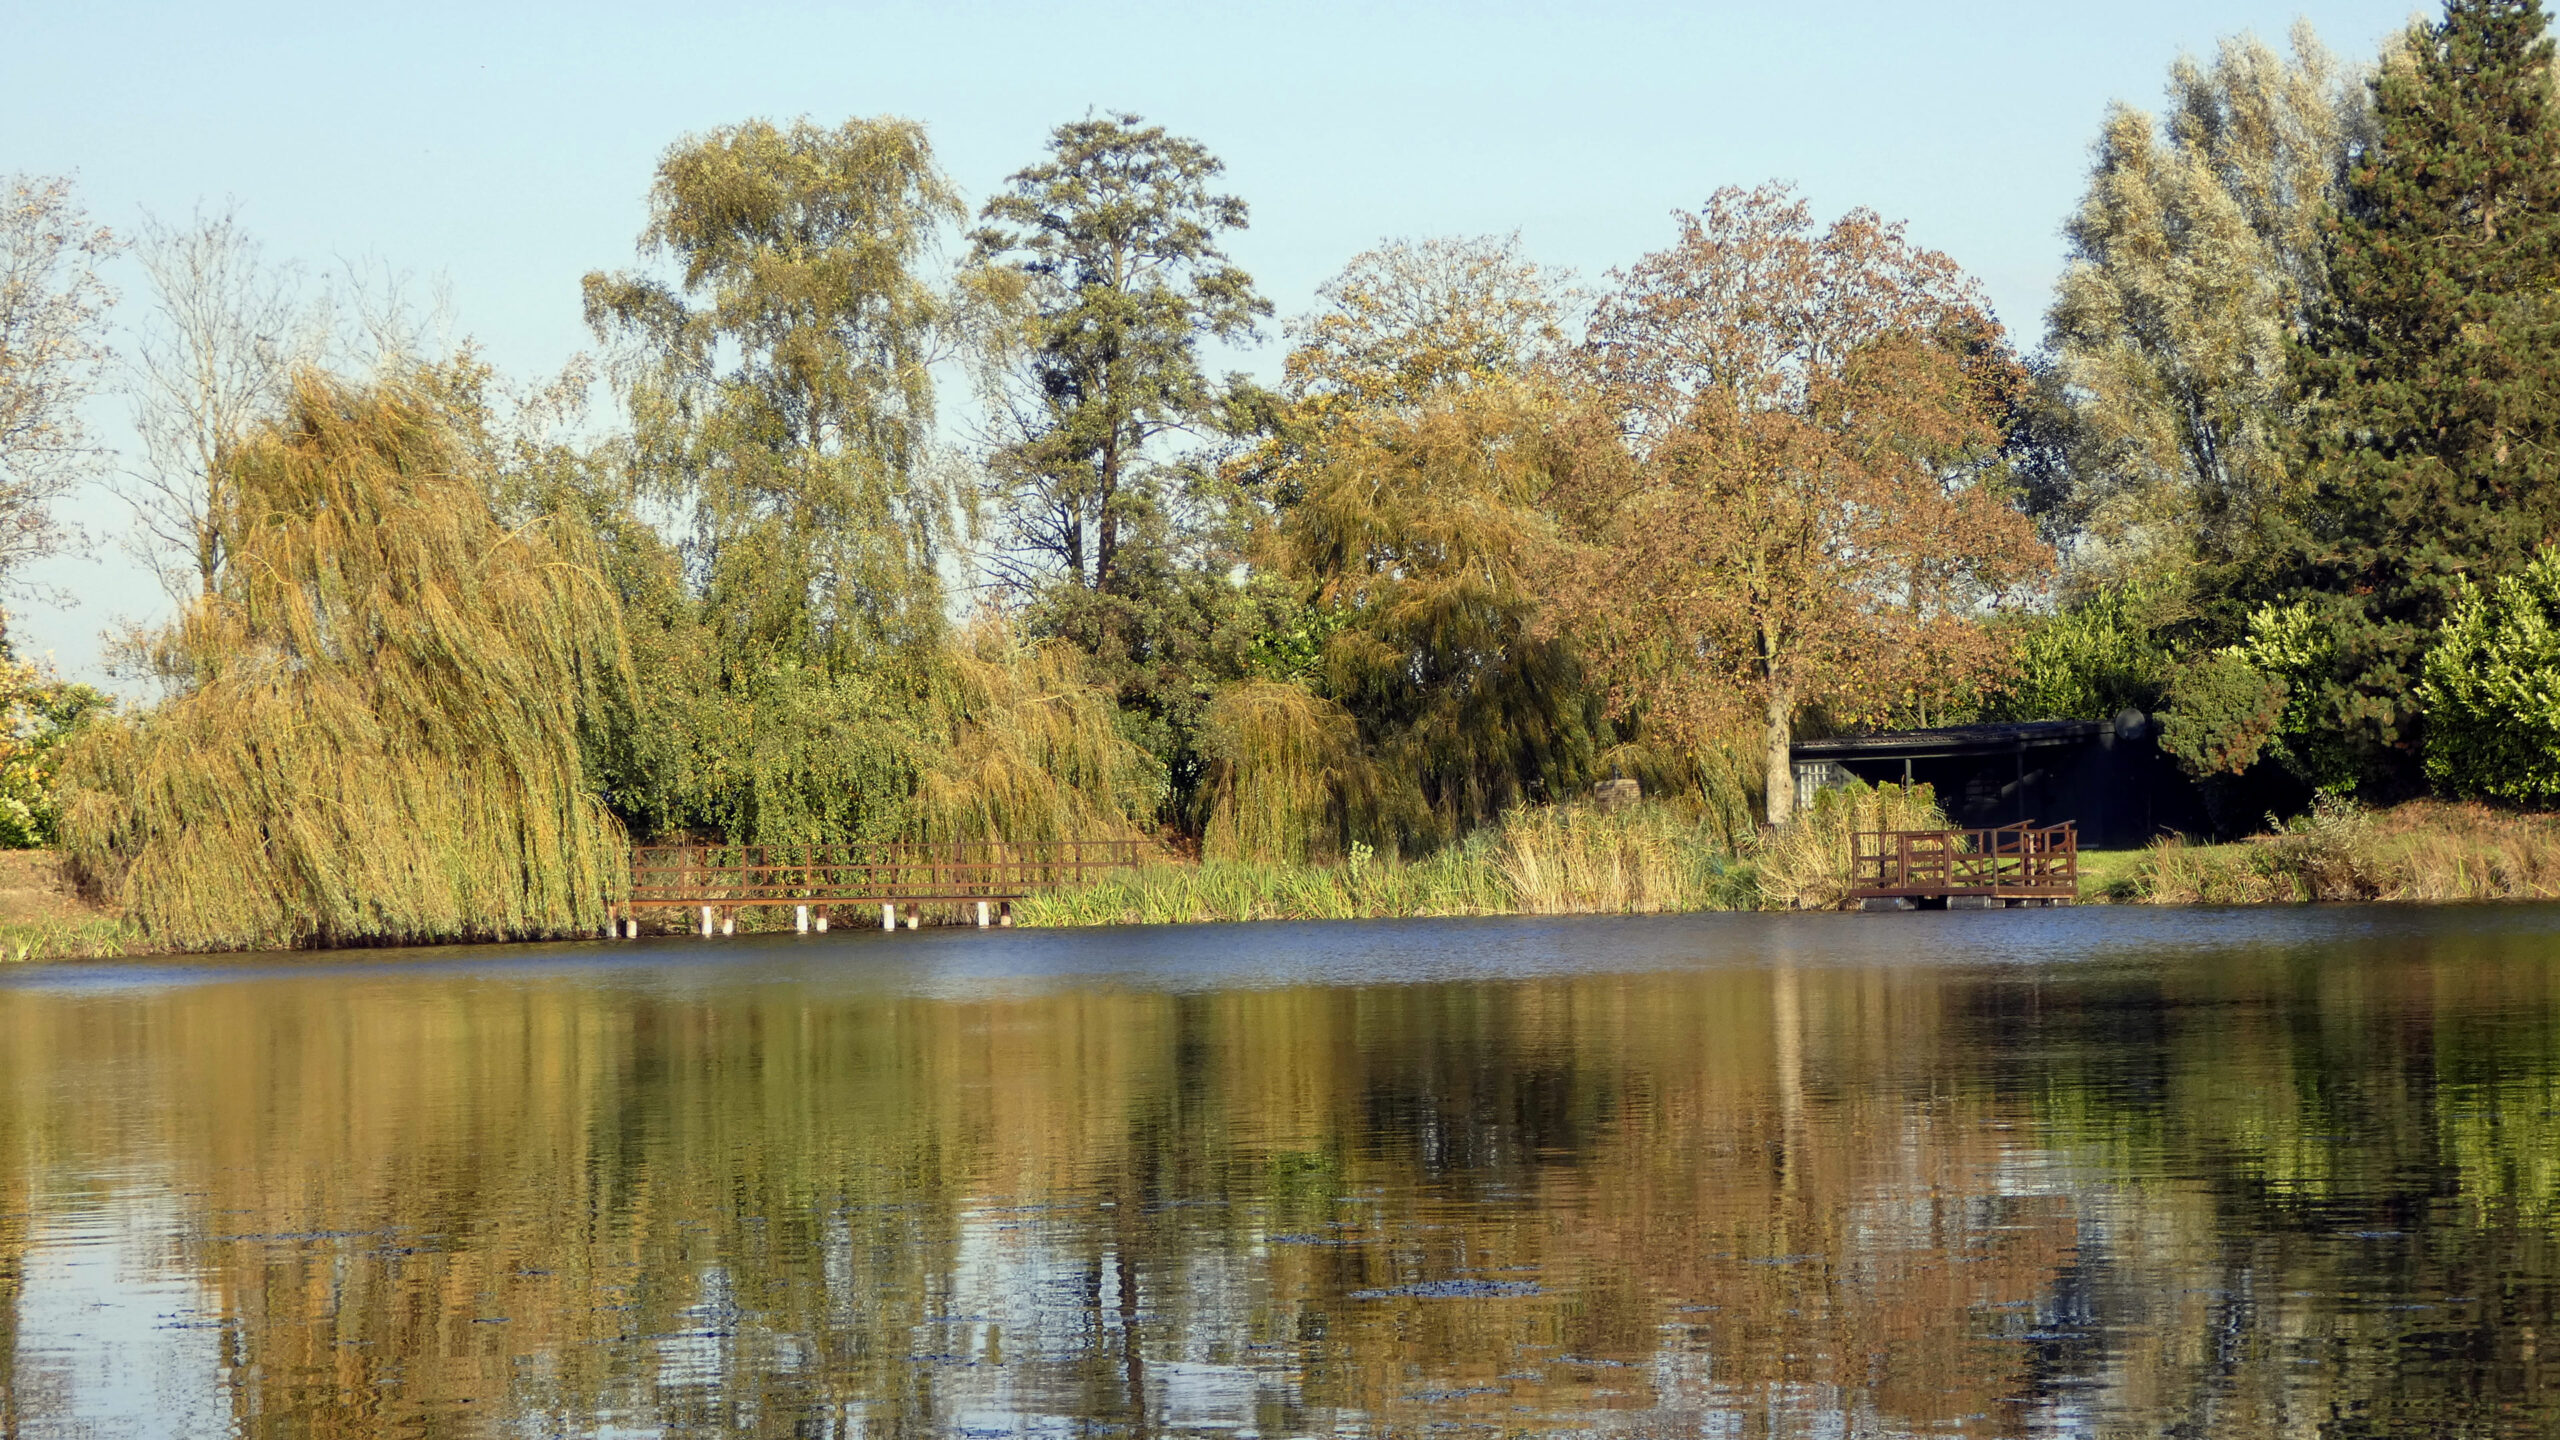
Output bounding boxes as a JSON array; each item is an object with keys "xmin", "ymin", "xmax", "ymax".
[
  {"xmin": 0, "ymin": 174, "xmax": 117, "ymax": 587},
  {"xmin": 121, "ymin": 202, "xmax": 321, "ymax": 596}
]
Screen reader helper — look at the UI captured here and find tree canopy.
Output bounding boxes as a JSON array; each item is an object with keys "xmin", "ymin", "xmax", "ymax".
[
  {"xmin": 1566, "ymin": 185, "xmax": 2049, "ymax": 822},
  {"xmin": 2271, "ymin": 0, "xmax": 2560, "ymax": 792},
  {"xmin": 56, "ymin": 3, "xmax": 2560, "ymax": 944}
]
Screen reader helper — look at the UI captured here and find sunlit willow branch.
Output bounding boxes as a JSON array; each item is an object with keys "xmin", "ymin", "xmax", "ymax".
[
  {"xmin": 58, "ymin": 369, "xmax": 636, "ymax": 949},
  {"xmin": 1196, "ymin": 679, "xmax": 1381, "ymax": 863},
  {"xmin": 909, "ymin": 622, "xmax": 1160, "ymax": 846}
]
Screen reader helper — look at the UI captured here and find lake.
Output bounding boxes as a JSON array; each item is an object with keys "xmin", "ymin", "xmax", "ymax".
[{"xmin": 1, "ymin": 906, "xmax": 2555, "ymax": 1437}]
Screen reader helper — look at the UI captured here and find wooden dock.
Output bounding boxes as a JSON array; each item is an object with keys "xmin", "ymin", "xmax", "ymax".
[
  {"xmin": 1847, "ymin": 821, "xmax": 2078, "ymax": 909},
  {"xmin": 614, "ymin": 840, "xmax": 1147, "ymax": 937}
]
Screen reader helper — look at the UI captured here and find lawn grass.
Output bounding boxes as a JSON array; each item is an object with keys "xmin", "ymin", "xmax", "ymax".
[{"xmin": 2075, "ymin": 848, "xmax": 2152, "ymax": 903}]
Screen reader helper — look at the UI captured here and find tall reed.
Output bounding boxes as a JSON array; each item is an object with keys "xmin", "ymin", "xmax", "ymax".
[
  {"xmin": 1018, "ymin": 799, "xmax": 1749, "ymax": 925},
  {"xmin": 1752, "ymin": 780, "xmax": 1948, "ymax": 911}
]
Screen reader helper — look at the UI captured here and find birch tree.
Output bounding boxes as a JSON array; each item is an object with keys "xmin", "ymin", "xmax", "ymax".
[
  {"xmin": 585, "ymin": 116, "xmax": 961, "ymax": 666},
  {"xmin": 0, "ymin": 175, "xmax": 115, "ymax": 582},
  {"xmin": 121, "ymin": 204, "xmax": 317, "ymax": 596}
]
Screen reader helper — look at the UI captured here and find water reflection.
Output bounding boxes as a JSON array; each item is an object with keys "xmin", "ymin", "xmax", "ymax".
[{"xmin": 0, "ymin": 909, "xmax": 2556, "ymax": 1436}]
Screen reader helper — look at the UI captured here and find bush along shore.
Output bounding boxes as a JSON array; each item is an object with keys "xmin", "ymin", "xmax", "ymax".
[
  {"xmin": 2094, "ymin": 798, "xmax": 2560, "ymax": 905},
  {"xmin": 22, "ymin": 787, "xmax": 2560, "ymax": 958}
]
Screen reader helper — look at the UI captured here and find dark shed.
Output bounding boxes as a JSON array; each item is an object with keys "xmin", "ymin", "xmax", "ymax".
[{"xmin": 1790, "ymin": 715, "xmax": 2205, "ymax": 848}]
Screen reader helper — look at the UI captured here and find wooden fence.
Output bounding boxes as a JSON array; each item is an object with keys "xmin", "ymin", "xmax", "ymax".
[
  {"xmin": 617, "ymin": 839, "xmax": 1148, "ymax": 936},
  {"xmin": 1848, "ymin": 821, "xmax": 2078, "ymax": 906}
]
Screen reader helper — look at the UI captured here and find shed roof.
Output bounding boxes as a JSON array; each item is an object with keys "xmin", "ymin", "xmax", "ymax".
[{"xmin": 1791, "ymin": 719, "xmax": 2115, "ymax": 763}]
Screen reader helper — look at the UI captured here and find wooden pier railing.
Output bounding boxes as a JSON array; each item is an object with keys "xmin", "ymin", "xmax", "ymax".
[
  {"xmin": 1848, "ymin": 821, "xmax": 2078, "ymax": 907},
  {"xmin": 616, "ymin": 839, "xmax": 1147, "ymax": 937}
]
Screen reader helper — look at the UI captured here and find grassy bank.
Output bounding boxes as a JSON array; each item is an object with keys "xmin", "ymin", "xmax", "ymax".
[
  {"xmin": 1017, "ymin": 802, "xmax": 1755, "ymax": 925},
  {"xmin": 0, "ymin": 851, "xmax": 132, "ymax": 959},
  {"xmin": 25, "ymin": 794, "xmax": 2560, "ymax": 960},
  {"xmin": 2103, "ymin": 799, "xmax": 2560, "ymax": 904}
]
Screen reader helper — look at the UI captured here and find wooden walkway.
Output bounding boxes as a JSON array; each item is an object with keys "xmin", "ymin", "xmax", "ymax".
[
  {"xmin": 1848, "ymin": 821, "xmax": 2078, "ymax": 909},
  {"xmin": 615, "ymin": 840, "xmax": 1147, "ymax": 937}
]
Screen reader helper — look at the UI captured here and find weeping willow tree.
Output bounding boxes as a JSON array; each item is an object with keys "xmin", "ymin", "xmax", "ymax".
[
  {"xmin": 1263, "ymin": 237, "xmax": 1606, "ymax": 850},
  {"xmin": 910, "ymin": 626, "xmax": 1160, "ymax": 846},
  {"xmin": 58, "ymin": 370, "xmax": 633, "ymax": 949},
  {"xmin": 1196, "ymin": 679, "xmax": 1381, "ymax": 862}
]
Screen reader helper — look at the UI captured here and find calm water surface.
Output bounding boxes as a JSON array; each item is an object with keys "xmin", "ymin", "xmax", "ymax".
[{"xmin": 2, "ymin": 907, "xmax": 2557, "ymax": 1437}]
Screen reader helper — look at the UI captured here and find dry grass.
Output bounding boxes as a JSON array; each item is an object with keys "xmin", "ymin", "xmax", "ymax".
[
  {"xmin": 0, "ymin": 850, "xmax": 131, "ymax": 959},
  {"xmin": 1753, "ymin": 781, "xmax": 1948, "ymax": 911},
  {"xmin": 2126, "ymin": 798, "xmax": 2560, "ymax": 904},
  {"xmin": 1492, "ymin": 802, "xmax": 1747, "ymax": 914},
  {"xmin": 1019, "ymin": 800, "xmax": 1751, "ymax": 926}
]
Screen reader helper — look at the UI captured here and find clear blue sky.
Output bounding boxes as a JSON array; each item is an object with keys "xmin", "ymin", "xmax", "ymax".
[{"xmin": 6, "ymin": 0, "xmax": 2424, "ymax": 683}]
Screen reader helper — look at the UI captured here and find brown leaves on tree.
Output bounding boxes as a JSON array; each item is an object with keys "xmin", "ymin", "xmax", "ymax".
[{"xmin": 1553, "ymin": 185, "xmax": 2052, "ymax": 822}]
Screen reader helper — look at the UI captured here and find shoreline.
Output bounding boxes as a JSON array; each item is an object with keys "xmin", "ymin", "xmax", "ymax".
[
  {"xmin": 21, "ymin": 798, "xmax": 2560, "ymax": 961},
  {"xmin": 22, "ymin": 886, "xmax": 2560, "ymax": 967}
]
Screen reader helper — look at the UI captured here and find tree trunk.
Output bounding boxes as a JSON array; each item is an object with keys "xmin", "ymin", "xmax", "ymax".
[
  {"xmin": 1095, "ymin": 430, "xmax": 1121, "ymax": 594},
  {"xmin": 1763, "ymin": 686, "xmax": 1796, "ymax": 827}
]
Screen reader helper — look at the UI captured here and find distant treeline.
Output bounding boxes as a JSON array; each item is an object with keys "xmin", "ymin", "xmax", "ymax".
[{"xmin": 11, "ymin": 0, "xmax": 2560, "ymax": 947}]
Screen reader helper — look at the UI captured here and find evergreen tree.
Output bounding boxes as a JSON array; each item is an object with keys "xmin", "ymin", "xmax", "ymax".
[
  {"xmin": 2281, "ymin": 0, "xmax": 2560, "ymax": 790},
  {"xmin": 966, "ymin": 114, "xmax": 1275, "ymax": 824},
  {"xmin": 967, "ymin": 113, "xmax": 1267, "ymax": 600}
]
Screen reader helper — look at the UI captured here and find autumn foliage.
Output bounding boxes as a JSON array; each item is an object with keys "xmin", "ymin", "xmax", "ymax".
[{"xmin": 1557, "ymin": 186, "xmax": 2049, "ymax": 821}]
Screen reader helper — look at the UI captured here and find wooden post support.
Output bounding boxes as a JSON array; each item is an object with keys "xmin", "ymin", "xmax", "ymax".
[
  {"xmin": 700, "ymin": 905, "xmax": 714, "ymax": 938},
  {"xmin": 815, "ymin": 909, "xmax": 829, "ymax": 933},
  {"xmin": 904, "ymin": 904, "xmax": 919, "ymax": 931},
  {"xmin": 721, "ymin": 911, "xmax": 735, "ymax": 936},
  {"xmin": 999, "ymin": 900, "xmax": 1013, "ymax": 928},
  {"xmin": 881, "ymin": 903, "xmax": 895, "ymax": 931},
  {"xmin": 976, "ymin": 900, "xmax": 989, "ymax": 928},
  {"xmin": 795, "ymin": 904, "xmax": 809, "ymax": 934}
]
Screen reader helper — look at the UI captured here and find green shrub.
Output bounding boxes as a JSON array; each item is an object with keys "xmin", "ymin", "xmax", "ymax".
[
  {"xmin": 2418, "ymin": 546, "xmax": 2560, "ymax": 802},
  {"xmin": 0, "ymin": 631, "xmax": 111, "ymax": 850},
  {"xmin": 2159, "ymin": 651, "xmax": 2288, "ymax": 778},
  {"xmin": 1982, "ymin": 581, "xmax": 2179, "ymax": 721}
]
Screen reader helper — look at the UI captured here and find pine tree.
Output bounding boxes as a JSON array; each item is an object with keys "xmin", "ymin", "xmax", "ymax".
[{"xmin": 2282, "ymin": 0, "xmax": 2560, "ymax": 790}]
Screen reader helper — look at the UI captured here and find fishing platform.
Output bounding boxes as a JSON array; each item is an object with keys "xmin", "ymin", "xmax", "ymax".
[
  {"xmin": 1848, "ymin": 821, "xmax": 2079, "ymax": 909},
  {"xmin": 613, "ymin": 840, "xmax": 1146, "ymax": 937}
]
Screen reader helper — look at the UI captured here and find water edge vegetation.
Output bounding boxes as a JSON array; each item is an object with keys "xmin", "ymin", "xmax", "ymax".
[{"xmin": 8, "ymin": 3, "xmax": 2560, "ymax": 951}]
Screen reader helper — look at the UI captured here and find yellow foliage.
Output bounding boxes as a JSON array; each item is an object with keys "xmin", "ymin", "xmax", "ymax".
[
  {"xmin": 1197, "ymin": 679, "xmax": 1378, "ymax": 863},
  {"xmin": 58, "ymin": 370, "xmax": 633, "ymax": 949}
]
